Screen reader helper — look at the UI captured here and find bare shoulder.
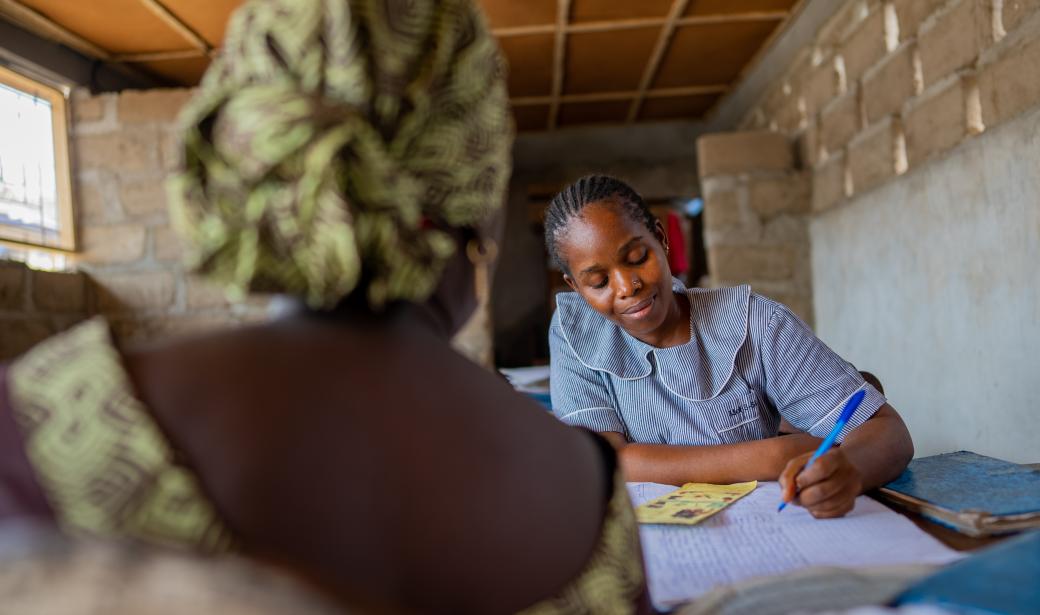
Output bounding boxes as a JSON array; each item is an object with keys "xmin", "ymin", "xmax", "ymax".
[
  {"xmin": 378, "ymin": 348, "xmax": 611, "ymax": 612},
  {"xmin": 121, "ymin": 319, "xmax": 612, "ymax": 613}
]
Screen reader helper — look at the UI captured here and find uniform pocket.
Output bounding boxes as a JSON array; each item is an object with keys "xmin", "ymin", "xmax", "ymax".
[{"xmin": 702, "ymin": 383, "xmax": 766, "ymax": 444}]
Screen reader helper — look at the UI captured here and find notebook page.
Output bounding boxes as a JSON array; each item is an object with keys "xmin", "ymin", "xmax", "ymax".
[{"xmin": 627, "ymin": 481, "xmax": 962, "ymax": 611}]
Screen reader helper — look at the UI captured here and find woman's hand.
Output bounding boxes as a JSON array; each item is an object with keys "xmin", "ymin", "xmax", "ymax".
[{"xmin": 778, "ymin": 448, "xmax": 863, "ymax": 518}]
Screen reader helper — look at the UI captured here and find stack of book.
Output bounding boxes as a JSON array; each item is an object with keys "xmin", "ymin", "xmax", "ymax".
[{"xmin": 878, "ymin": 451, "xmax": 1040, "ymax": 537}]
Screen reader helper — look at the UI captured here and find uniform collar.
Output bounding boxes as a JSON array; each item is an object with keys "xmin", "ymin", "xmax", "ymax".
[{"xmin": 555, "ymin": 279, "xmax": 752, "ymax": 401}]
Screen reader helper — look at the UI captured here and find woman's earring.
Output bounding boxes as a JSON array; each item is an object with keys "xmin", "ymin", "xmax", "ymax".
[{"xmin": 466, "ymin": 237, "xmax": 499, "ymax": 301}]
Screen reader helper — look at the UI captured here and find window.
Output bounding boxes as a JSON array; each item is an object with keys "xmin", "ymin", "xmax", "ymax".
[{"xmin": 0, "ymin": 64, "xmax": 75, "ymax": 251}]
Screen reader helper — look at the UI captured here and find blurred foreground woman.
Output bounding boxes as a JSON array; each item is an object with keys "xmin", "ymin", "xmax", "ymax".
[{"xmin": 0, "ymin": 1, "xmax": 647, "ymax": 612}]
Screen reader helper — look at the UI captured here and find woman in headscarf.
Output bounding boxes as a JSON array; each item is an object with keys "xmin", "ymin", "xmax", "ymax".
[{"xmin": 0, "ymin": 0, "xmax": 648, "ymax": 612}]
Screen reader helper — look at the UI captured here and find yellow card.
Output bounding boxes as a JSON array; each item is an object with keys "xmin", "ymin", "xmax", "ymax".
[{"xmin": 636, "ymin": 481, "xmax": 758, "ymax": 525}]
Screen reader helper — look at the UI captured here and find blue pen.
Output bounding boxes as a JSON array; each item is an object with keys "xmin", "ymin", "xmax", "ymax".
[{"xmin": 777, "ymin": 388, "xmax": 867, "ymax": 512}]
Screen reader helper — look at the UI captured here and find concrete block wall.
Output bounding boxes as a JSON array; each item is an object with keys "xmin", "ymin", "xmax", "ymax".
[
  {"xmin": 0, "ymin": 261, "xmax": 93, "ymax": 360},
  {"xmin": 695, "ymin": 132, "xmax": 813, "ymax": 325},
  {"xmin": 2, "ymin": 87, "xmax": 494, "ymax": 366},
  {"xmin": 69, "ymin": 88, "xmax": 268, "ymax": 344},
  {"xmin": 728, "ymin": 0, "xmax": 1040, "ymax": 459},
  {"xmin": 740, "ymin": 0, "xmax": 1040, "ymax": 211}
]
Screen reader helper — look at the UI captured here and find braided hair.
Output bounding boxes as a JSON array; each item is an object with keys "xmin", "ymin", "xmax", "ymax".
[{"xmin": 544, "ymin": 175, "xmax": 657, "ymax": 273}]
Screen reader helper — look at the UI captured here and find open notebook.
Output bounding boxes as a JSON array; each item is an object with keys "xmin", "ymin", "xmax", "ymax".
[{"xmin": 627, "ymin": 481, "xmax": 962, "ymax": 612}]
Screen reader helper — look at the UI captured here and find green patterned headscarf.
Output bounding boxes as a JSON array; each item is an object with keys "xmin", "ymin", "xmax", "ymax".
[{"xmin": 169, "ymin": 0, "xmax": 513, "ymax": 309}]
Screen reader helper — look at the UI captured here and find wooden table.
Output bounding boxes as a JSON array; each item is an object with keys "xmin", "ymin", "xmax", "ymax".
[{"xmin": 888, "ymin": 506, "xmax": 1004, "ymax": 551}]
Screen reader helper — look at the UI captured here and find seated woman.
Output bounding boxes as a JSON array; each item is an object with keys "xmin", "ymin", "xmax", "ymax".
[
  {"xmin": 0, "ymin": 2, "xmax": 648, "ymax": 612},
  {"xmin": 545, "ymin": 175, "xmax": 913, "ymax": 519}
]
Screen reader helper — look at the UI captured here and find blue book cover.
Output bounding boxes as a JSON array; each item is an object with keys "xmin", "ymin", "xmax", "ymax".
[
  {"xmin": 895, "ymin": 530, "xmax": 1040, "ymax": 614},
  {"xmin": 879, "ymin": 451, "xmax": 1040, "ymax": 536}
]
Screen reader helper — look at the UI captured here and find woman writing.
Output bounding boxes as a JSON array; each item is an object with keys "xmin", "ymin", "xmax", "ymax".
[{"xmin": 545, "ymin": 175, "xmax": 913, "ymax": 518}]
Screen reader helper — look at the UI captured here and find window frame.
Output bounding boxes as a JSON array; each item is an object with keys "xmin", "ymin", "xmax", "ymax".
[{"xmin": 0, "ymin": 64, "xmax": 76, "ymax": 252}]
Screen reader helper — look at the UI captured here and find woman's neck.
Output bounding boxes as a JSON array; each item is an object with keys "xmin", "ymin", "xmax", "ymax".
[
  {"xmin": 271, "ymin": 295, "xmax": 455, "ymax": 341},
  {"xmin": 633, "ymin": 291, "xmax": 690, "ymax": 349}
]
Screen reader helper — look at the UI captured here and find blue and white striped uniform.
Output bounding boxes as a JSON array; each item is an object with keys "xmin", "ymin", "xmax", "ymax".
[{"xmin": 549, "ymin": 280, "xmax": 886, "ymax": 445}]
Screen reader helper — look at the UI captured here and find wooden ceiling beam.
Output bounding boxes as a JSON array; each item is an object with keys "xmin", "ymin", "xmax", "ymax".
[
  {"xmin": 491, "ymin": 23, "xmax": 555, "ymax": 37},
  {"xmin": 0, "ymin": 0, "xmax": 113, "ymax": 60},
  {"xmin": 567, "ymin": 16, "xmax": 666, "ymax": 33},
  {"xmin": 512, "ymin": 84, "xmax": 727, "ymax": 107},
  {"xmin": 113, "ymin": 49, "xmax": 208, "ymax": 63},
  {"xmin": 627, "ymin": 0, "xmax": 690, "ymax": 123},
  {"xmin": 546, "ymin": 0, "xmax": 571, "ymax": 130},
  {"xmin": 491, "ymin": 11, "xmax": 787, "ymax": 38},
  {"xmin": 676, "ymin": 11, "xmax": 788, "ymax": 27},
  {"xmin": 645, "ymin": 84, "xmax": 729, "ymax": 98},
  {"xmin": 515, "ymin": 91, "xmax": 631, "ymax": 106},
  {"xmin": 138, "ymin": 0, "xmax": 211, "ymax": 54},
  {"xmin": 490, "ymin": 17, "xmax": 662, "ymax": 37}
]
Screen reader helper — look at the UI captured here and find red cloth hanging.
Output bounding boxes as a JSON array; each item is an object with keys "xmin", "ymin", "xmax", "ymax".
[{"xmin": 666, "ymin": 211, "xmax": 688, "ymax": 275}]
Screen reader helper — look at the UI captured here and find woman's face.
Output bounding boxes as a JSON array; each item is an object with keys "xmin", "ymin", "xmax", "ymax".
[{"xmin": 557, "ymin": 200, "xmax": 673, "ymax": 339}]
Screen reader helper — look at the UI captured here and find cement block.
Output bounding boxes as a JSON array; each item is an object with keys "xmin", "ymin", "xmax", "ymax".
[
  {"xmin": 750, "ymin": 174, "xmax": 810, "ymax": 218},
  {"xmin": 918, "ymin": 0, "xmax": 991, "ymax": 88},
  {"xmin": 697, "ymin": 131, "xmax": 794, "ymax": 178},
  {"xmin": 117, "ymin": 89, "xmax": 195, "ymax": 124},
  {"xmin": 92, "ymin": 270, "xmax": 177, "ymax": 312},
  {"xmin": 817, "ymin": 0, "xmax": 870, "ymax": 51},
  {"xmin": 892, "ymin": 0, "xmax": 946, "ymax": 41},
  {"xmin": 863, "ymin": 42, "xmax": 917, "ymax": 124},
  {"xmin": 73, "ymin": 128, "xmax": 162, "ymax": 174},
  {"xmin": 71, "ymin": 94, "xmax": 106, "ymax": 124},
  {"xmin": 160, "ymin": 129, "xmax": 183, "ymax": 173},
  {"xmin": 153, "ymin": 226, "xmax": 184, "ymax": 262},
  {"xmin": 762, "ymin": 85, "xmax": 802, "ymax": 134},
  {"xmin": 979, "ymin": 16, "xmax": 1040, "ymax": 127},
  {"xmin": 840, "ymin": 7, "xmax": 888, "ymax": 85},
  {"xmin": 703, "ymin": 189, "xmax": 745, "ymax": 229},
  {"xmin": 802, "ymin": 60, "xmax": 840, "ymax": 117},
  {"xmin": 78, "ymin": 223, "xmax": 148, "ymax": 265},
  {"xmin": 185, "ymin": 276, "xmax": 230, "ymax": 310},
  {"xmin": 798, "ymin": 119, "xmax": 820, "ymax": 168},
  {"xmin": 904, "ymin": 76, "xmax": 968, "ymax": 165},
  {"xmin": 1002, "ymin": 0, "xmax": 1040, "ymax": 34},
  {"xmin": 848, "ymin": 117, "xmax": 897, "ymax": 196},
  {"xmin": 761, "ymin": 215, "xmax": 810, "ymax": 245},
  {"xmin": 819, "ymin": 89, "xmax": 861, "ymax": 155},
  {"xmin": 75, "ymin": 180, "xmax": 118, "ymax": 224},
  {"xmin": 708, "ymin": 245, "xmax": 798, "ymax": 282},
  {"xmin": 120, "ymin": 178, "xmax": 169, "ymax": 218},
  {"xmin": 812, "ymin": 151, "xmax": 847, "ymax": 212}
]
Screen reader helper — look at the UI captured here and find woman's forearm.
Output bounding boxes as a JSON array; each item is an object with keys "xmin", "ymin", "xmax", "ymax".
[
  {"xmin": 613, "ymin": 432, "xmax": 822, "ymax": 485},
  {"xmin": 838, "ymin": 403, "xmax": 914, "ymax": 490},
  {"xmin": 604, "ymin": 403, "xmax": 911, "ymax": 488}
]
